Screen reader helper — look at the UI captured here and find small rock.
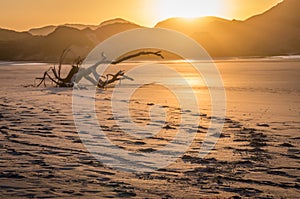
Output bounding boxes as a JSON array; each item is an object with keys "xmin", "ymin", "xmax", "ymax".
[
  {"xmin": 279, "ymin": 143, "xmax": 294, "ymax": 147},
  {"xmin": 231, "ymin": 196, "xmax": 242, "ymax": 199},
  {"xmin": 256, "ymin": 123, "xmax": 270, "ymax": 127},
  {"xmin": 138, "ymin": 148, "xmax": 155, "ymax": 153},
  {"xmin": 163, "ymin": 124, "xmax": 176, "ymax": 130},
  {"xmin": 0, "ymin": 126, "xmax": 8, "ymax": 130}
]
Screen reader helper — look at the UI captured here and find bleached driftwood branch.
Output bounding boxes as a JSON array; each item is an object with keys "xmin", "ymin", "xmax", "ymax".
[{"xmin": 36, "ymin": 49, "xmax": 164, "ymax": 88}]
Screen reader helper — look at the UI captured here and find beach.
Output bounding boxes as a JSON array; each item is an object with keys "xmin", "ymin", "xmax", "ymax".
[{"xmin": 0, "ymin": 59, "xmax": 299, "ymax": 198}]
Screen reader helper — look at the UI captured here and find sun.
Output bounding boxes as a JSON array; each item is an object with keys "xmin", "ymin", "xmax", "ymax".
[{"xmin": 158, "ymin": 0, "xmax": 223, "ymax": 19}]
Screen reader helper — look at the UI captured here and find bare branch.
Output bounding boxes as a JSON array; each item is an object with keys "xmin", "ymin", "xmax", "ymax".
[
  {"xmin": 111, "ymin": 51, "xmax": 164, "ymax": 64},
  {"xmin": 35, "ymin": 50, "xmax": 164, "ymax": 88},
  {"xmin": 77, "ymin": 50, "xmax": 164, "ymax": 86}
]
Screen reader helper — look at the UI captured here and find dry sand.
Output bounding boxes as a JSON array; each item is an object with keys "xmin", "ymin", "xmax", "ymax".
[{"xmin": 0, "ymin": 61, "xmax": 299, "ymax": 198}]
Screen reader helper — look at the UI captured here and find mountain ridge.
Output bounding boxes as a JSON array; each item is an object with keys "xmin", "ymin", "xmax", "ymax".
[
  {"xmin": 0, "ymin": 0, "xmax": 299, "ymax": 61},
  {"xmin": 27, "ymin": 18, "xmax": 140, "ymax": 36}
]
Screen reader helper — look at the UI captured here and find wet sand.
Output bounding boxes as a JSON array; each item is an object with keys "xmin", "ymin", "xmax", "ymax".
[{"xmin": 0, "ymin": 61, "xmax": 299, "ymax": 198}]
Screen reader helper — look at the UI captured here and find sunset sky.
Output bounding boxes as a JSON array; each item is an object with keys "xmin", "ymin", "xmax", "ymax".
[{"xmin": 0, "ymin": 0, "xmax": 282, "ymax": 31}]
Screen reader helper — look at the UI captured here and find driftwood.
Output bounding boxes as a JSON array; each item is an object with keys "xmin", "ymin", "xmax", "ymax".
[
  {"xmin": 36, "ymin": 49, "xmax": 83, "ymax": 87},
  {"xmin": 97, "ymin": 70, "xmax": 134, "ymax": 88},
  {"xmin": 36, "ymin": 49, "xmax": 163, "ymax": 88}
]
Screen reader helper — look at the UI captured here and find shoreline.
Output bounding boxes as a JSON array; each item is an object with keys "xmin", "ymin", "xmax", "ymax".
[{"xmin": 1, "ymin": 54, "xmax": 300, "ymax": 65}]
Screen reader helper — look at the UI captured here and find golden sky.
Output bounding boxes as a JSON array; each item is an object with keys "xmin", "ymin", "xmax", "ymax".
[{"xmin": 0, "ymin": 0, "xmax": 282, "ymax": 31}]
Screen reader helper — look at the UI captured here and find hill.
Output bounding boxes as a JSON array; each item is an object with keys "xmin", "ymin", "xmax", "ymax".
[
  {"xmin": 155, "ymin": 0, "xmax": 300, "ymax": 57},
  {"xmin": 0, "ymin": 0, "xmax": 299, "ymax": 61},
  {"xmin": 0, "ymin": 28, "xmax": 31, "ymax": 41},
  {"xmin": 28, "ymin": 18, "xmax": 139, "ymax": 36},
  {"xmin": 0, "ymin": 19, "xmax": 142, "ymax": 61}
]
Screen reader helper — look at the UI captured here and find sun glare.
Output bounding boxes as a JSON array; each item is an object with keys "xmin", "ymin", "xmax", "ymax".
[{"xmin": 158, "ymin": 0, "xmax": 223, "ymax": 20}]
